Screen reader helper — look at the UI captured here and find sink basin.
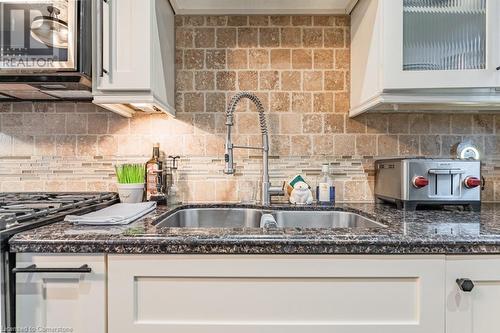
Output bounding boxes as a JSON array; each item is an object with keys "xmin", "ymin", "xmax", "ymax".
[
  {"xmin": 273, "ymin": 211, "xmax": 386, "ymax": 229},
  {"xmin": 154, "ymin": 207, "xmax": 386, "ymax": 229},
  {"xmin": 155, "ymin": 208, "xmax": 263, "ymax": 228}
]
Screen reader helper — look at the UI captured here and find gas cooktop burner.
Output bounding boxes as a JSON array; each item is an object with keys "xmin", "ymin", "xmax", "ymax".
[{"xmin": 0, "ymin": 192, "xmax": 119, "ymax": 232}]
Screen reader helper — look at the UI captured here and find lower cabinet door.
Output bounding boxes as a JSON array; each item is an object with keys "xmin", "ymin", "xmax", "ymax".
[
  {"xmin": 446, "ymin": 256, "xmax": 500, "ymax": 333},
  {"xmin": 108, "ymin": 255, "xmax": 445, "ymax": 333},
  {"xmin": 15, "ymin": 254, "xmax": 106, "ymax": 333}
]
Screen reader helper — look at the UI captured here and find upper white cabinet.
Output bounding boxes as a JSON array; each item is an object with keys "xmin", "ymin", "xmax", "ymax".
[
  {"xmin": 350, "ymin": 0, "xmax": 500, "ymax": 116},
  {"xmin": 170, "ymin": 0, "xmax": 358, "ymax": 14},
  {"xmin": 92, "ymin": 0, "xmax": 175, "ymax": 117},
  {"xmin": 446, "ymin": 256, "xmax": 500, "ymax": 333}
]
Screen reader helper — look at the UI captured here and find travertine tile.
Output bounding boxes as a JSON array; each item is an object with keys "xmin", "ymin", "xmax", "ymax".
[
  {"xmin": 184, "ymin": 93, "xmax": 204, "ymax": 112},
  {"xmin": 270, "ymin": 92, "xmax": 290, "ymax": 112},
  {"xmin": 227, "ymin": 16, "xmax": 248, "ymax": 26},
  {"xmin": 292, "ymin": 49, "xmax": 312, "ymax": 69},
  {"xmin": 205, "ymin": 49, "xmax": 226, "ymax": 69},
  {"xmin": 66, "ymin": 114, "xmax": 87, "ymax": 134},
  {"xmin": 270, "ymin": 16, "xmax": 291, "ymax": 26},
  {"xmin": 88, "ymin": 114, "xmax": 108, "ymax": 134},
  {"xmin": 12, "ymin": 135, "xmax": 33, "ymax": 156},
  {"xmin": 259, "ymin": 28, "xmax": 280, "ymax": 47},
  {"xmin": 313, "ymin": 136, "xmax": 333, "ymax": 155},
  {"xmin": 429, "ymin": 114, "xmax": 450, "ymax": 134},
  {"xmin": 313, "ymin": 49, "xmax": 334, "ymax": 69},
  {"xmin": 473, "ymin": 114, "xmax": 494, "ymax": 134},
  {"xmin": 280, "ymin": 113, "xmax": 301, "ymax": 134},
  {"xmin": 98, "ymin": 135, "xmax": 118, "ymax": 156},
  {"xmin": 420, "ymin": 135, "xmax": 441, "ymax": 156},
  {"xmin": 270, "ymin": 49, "xmax": 291, "ymax": 69},
  {"xmin": 281, "ymin": 71, "xmax": 301, "ymax": 91},
  {"xmin": 398, "ymin": 135, "xmax": 419, "ymax": 156},
  {"xmin": 216, "ymin": 28, "xmax": 236, "ymax": 48},
  {"xmin": 184, "ymin": 16, "xmax": 205, "ymax": 26},
  {"xmin": 451, "ymin": 115, "xmax": 473, "ymax": 134},
  {"xmin": 238, "ymin": 28, "xmax": 259, "ymax": 47},
  {"xmin": 248, "ymin": 49, "xmax": 269, "ymax": 69},
  {"xmin": 216, "ymin": 71, "xmax": 237, "ymax": 90},
  {"xmin": 302, "ymin": 114, "xmax": 323, "ymax": 133},
  {"xmin": 249, "ymin": 16, "xmax": 269, "ymax": 26},
  {"xmin": 176, "ymin": 71, "xmax": 194, "ymax": 91},
  {"xmin": 334, "ymin": 92, "xmax": 349, "ymax": 113},
  {"xmin": 281, "ymin": 28, "xmax": 301, "ymax": 47},
  {"xmin": 365, "ymin": 114, "xmax": 388, "ymax": 134},
  {"xmin": 324, "ymin": 114, "xmax": 344, "ymax": 133},
  {"xmin": 238, "ymin": 71, "xmax": 258, "ymax": 90},
  {"xmin": 184, "ymin": 49, "xmax": 204, "ymax": 69},
  {"xmin": 291, "ymin": 135, "xmax": 312, "ymax": 156},
  {"xmin": 35, "ymin": 136, "xmax": 56, "ymax": 156},
  {"xmin": 194, "ymin": 113, "xmax": 216, "ymax": 134},
  {"xmin": 206, "ymin": 93, "xmax": 226, "ymax": 113},
  {"xmin": 176, "ymin": 28, "xmax": 193, "ymax": 48},
  {"xmin": 324, "ymin": 70, "xmax": 344, "ymax": 91},
  {"xmin": 303, "ymin": 71, "xmax": 322, "ymax": 91},
  {"xmin": 334, "ymin": 134, "xmax": 355, "ymax": 155},
  {"xmin": 44, "ymin": 114, "xmax": 66, "ymax": 134},
  {"xmin": 377, "ymin": 135, "xmax": 399, "ymax": 157},
  {"xmin": 292, "ymin": 16, "xmax": 312, "ymax": 26},
  {"xmin": 324, "ymin": 28, "xmax": 345, "ymax": 48},
  {"xmin": 291, "ymin": 93, "xmax": 312, "ymax": 113},
  {"xmin": 259, "ymin": 71, "xmax": 280, "ymax": 90},
  {"xmin": 194, "ymin": 28, "xmax": 215, "ymax": 48},
  {"xmin": 313, "ymin": 16, "xmax": 335, "ymax": 26},
  {"xmin": 334, "ymin": 49, "xmax": 350, "ymax": 69},
  {"xmin": 195, "ymin": 71, "xmax": 215, "ymax": 90},
  {"xmin": 227, "ymin": 49, "xmax": 248, "ymax": 69},
  {"xmin": 313, "ymin": 93, "xmax": 333, "ymax": 112},
  {"xmin": 388, "ymin": 114, "xmax": 409, "ymax": 134},
  {"xmin": 346, "ymin": 117, "xmax": 366, "ymax": 133},
  {"xmin": 409, "ymin": 114, "xmax": 430, "ymax": 134},
  {"xmin": 355, "ymin": 135, "xmax": 376, "ymax": 156},
  {"xmin": 303, "ymin": 28, "xmax": 323, "ymax": 47},
  {"xmin": 206, "ymin": 16, "xmax": 227, "ymax": 26}
]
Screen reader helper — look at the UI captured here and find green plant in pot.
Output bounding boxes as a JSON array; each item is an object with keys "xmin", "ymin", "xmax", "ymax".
[{"xmin": 115, "ymin": 164, "xmax": 145, "ymax": 203}]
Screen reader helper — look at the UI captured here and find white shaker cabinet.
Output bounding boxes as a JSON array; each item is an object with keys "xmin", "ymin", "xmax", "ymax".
[
  {"xmin": 108, "ymin": 255, "xmax": 445, "ymax": 333},
  {"xmin": 446, "ymin": 256, "xmax": 500, "ymax": 333},
  {"xmin": 351, "ymin": 0, "xmax": 500, "ymax": 116},
  {"xmin": 92, "ymin": 0, "xmax": 175, "ymax": 117},
  {"xmin": 15, "ymin": 254, "xmax": 106, "ymax": 333}
]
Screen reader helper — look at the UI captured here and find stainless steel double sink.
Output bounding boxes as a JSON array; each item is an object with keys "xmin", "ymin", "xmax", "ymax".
[{"xmin": 154, "ymin": 207, "xmax": 386, "ymax": 230}]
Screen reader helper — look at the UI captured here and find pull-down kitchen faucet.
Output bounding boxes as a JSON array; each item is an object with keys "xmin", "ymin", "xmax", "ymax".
[{"xmin": 223, "ymin": 92, "xmax": 284, "ymax": 206}]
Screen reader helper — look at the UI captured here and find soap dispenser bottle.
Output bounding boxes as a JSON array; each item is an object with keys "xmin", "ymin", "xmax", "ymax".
[{"xmin": 316, "ymin": 164, "xmax": 335, "ymax": 205}]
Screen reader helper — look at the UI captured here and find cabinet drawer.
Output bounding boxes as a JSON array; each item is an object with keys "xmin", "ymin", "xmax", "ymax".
[
  {"xmin": 109, "ymin": 255, "xmax": 445, "ymax": 333},
  {"xmin": 15, "ymin": 254, "xmax": 106, "ymax": 333}
]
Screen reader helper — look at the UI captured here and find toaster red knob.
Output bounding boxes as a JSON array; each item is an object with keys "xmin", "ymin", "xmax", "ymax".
[
  {"xmin": 464, "ymin": 177, "xmax": 481, "ymax": 189},
  {"xmin": 412, "ymin": 176, "xmax": 429, "ymax": 188}
]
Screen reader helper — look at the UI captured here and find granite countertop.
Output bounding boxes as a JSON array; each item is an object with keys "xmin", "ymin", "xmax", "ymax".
[{"xmin": 9, "ymin": 203, "xmax": 500, "ymax": 255}]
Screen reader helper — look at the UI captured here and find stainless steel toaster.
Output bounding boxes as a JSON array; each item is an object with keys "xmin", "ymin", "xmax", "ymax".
[{"xmin": 375, "ymin": 158, "xmax": 481, "ymax": 210}]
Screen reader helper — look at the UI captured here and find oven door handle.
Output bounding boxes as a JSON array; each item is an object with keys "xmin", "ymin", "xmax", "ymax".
[{"xmin": 12, "ymin": 264, "xmax": 92, "ymax": 274}]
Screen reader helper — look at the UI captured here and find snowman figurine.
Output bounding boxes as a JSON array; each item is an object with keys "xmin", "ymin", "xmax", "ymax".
[{"xmin": 289, "ymin": 181, "xmax": 313, "ymax": 205}]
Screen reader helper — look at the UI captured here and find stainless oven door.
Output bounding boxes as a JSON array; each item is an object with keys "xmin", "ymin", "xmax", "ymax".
[{"xmin": 0, "ymin": 0, "xmax": 77, "ymax": 72}]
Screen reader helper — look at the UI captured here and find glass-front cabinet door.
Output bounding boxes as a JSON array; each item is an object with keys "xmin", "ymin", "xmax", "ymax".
[{"xmin": 383, "ymin": 0, "xmax": 500, "ymax": 90}]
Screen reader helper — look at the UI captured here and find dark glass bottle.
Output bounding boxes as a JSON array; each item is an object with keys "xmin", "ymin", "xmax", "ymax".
[{"xmin": 145, "ymin": 143, "xmax": 161, "ymax": 201}]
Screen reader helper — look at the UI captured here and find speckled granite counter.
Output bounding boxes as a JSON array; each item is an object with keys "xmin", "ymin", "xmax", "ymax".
[{"xmin": 9, "ymin": 203, "xmax": 500, "ymax": 254}]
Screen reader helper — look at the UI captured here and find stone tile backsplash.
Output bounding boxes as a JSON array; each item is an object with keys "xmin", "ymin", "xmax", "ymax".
[{"xmin": 1, "ymin": 15, "xmax": 500, "ymax": 203}]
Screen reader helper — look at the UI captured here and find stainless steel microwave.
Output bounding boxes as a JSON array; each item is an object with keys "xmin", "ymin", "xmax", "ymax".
[{"xmin": 0, "ymin": 0, "xmax": 92, "ymax": 100}]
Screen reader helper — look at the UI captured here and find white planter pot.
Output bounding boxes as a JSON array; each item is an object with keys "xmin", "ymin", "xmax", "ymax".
[{"xmin": 117, "ymin": 183, "xmax": 145, "ymax": 203}]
